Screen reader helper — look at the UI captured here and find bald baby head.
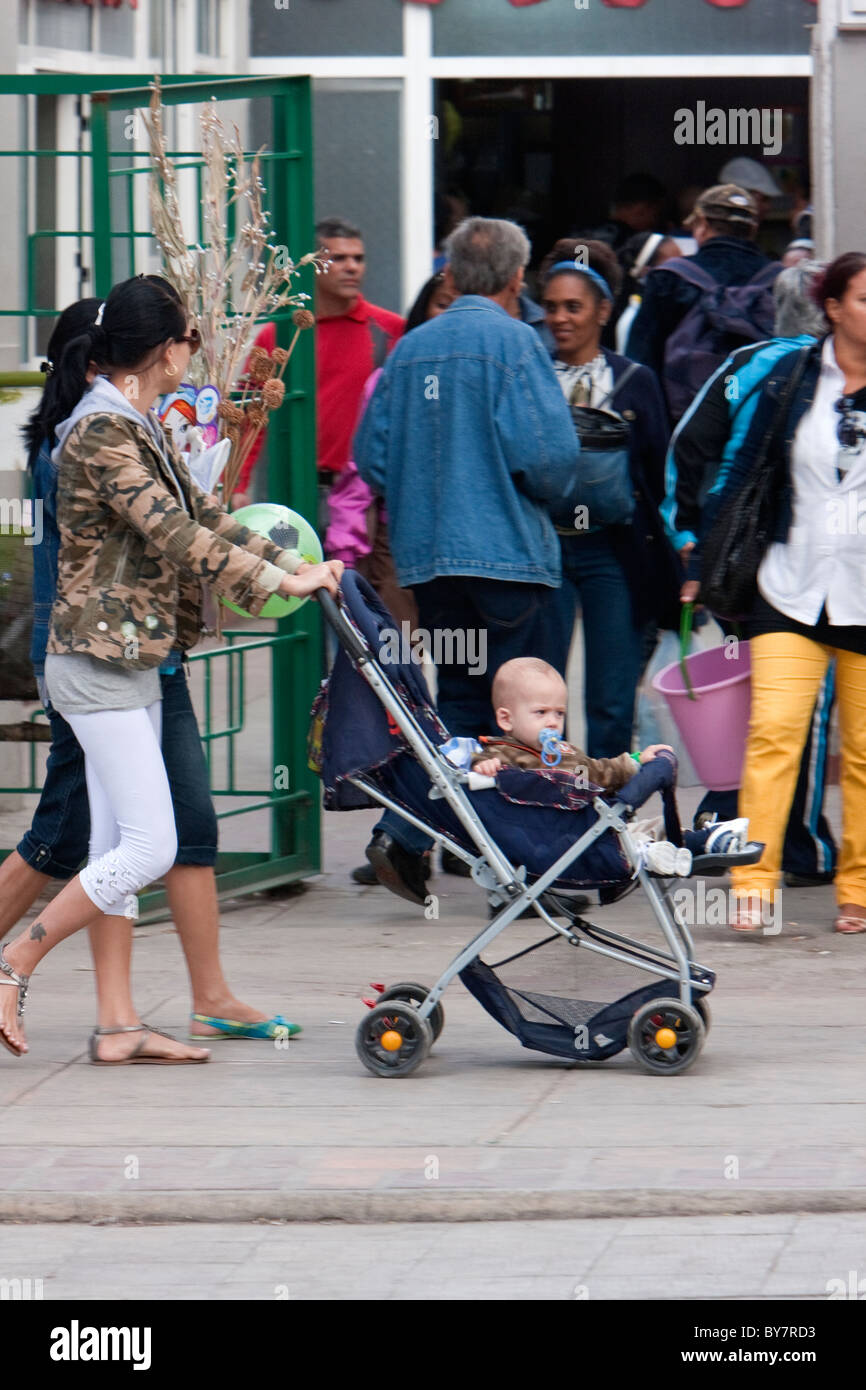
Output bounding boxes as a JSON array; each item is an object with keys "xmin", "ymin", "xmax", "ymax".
[{"xmin": 491, "ymin": 658, "xmax": 568, "ymax": 749}]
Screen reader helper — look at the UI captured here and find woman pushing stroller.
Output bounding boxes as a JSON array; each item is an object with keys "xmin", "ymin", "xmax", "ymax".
[{"xmin": 0, "ymin": 275, "xmax": 342, "ymax": 1058}]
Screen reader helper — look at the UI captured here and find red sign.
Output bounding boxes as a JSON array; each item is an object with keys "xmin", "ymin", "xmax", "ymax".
[
  {"xmin": 402, "ymin": 0, "xmax": 817, "ymax": 7},
  {"xmin": 52, "ymin": 1, "xmax": 137, "ymax": 10}
]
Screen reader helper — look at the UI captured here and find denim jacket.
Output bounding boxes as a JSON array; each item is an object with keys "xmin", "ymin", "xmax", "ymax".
[
  {"xmin": 29, "ymin": 437, "xmax": 57, "ymax": 678},
  {"xmin": 353, "ymin": 295, "xmax": 579, "ymax": 588}
]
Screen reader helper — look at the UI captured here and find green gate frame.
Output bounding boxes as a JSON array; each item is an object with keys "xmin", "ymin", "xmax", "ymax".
[{"xmin": 0, "ymin": 75, "xmax": 322, "ymax": 918}]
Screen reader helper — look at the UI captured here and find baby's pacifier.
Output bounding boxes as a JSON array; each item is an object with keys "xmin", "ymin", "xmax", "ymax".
[{"xmin": 539, "ymin": 729, "xmax": 563, "ymax": 767}]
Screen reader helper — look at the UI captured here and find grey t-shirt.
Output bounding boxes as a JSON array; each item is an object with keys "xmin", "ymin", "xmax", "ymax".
[{"xmin": 44, "ymin": 652, "xmax": 161, "ymax": 716}]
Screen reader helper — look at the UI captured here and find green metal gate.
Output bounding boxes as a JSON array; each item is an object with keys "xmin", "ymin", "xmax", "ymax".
[{"xmin": 0, "ymin": 76, "xmax": 322, "ymax": 916}]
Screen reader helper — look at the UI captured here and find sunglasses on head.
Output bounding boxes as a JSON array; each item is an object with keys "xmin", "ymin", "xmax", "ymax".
[
  {"xmin": 835, "ymin": 396, "xmax": 866, "ymax": 451},
  {"xmin": 176, "ymin": 327, "xmax": 201, "ymax": 354}
]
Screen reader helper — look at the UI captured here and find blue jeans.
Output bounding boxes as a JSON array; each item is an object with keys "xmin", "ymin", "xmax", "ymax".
[
  {"xmin": 412, "ymin": 575, "xmax": 560, "ymax": 737},
  {"xmin": 17, "ymin": 666, "xmax": 218, "ymax": 879},
  {"xmin": 544, "ymin": 530, "xmax": 643, "ymax": 758}
]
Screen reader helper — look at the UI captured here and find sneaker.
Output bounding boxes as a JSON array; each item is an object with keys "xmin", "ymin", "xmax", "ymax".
[
  {"xmin": 705, "ymin": 817, "xmax": 749, "ymax": 855},
  {"xmin": 635, "ymin": 837, "xmax": 693, "ymax": 877}
]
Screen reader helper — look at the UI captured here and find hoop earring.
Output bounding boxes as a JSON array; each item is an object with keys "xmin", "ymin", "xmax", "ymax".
[{"xmin": 165, "ymin": 363, "xmax": 178, "ymax": 378}]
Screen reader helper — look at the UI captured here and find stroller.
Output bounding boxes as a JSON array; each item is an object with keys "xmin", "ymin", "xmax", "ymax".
[{"xmin": 312, "ymin": 573, "xmax": 763, "ymax": 1079}]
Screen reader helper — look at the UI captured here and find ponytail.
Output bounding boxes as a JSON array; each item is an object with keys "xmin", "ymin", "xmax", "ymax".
[
  {"xmin": 23, "ymin": 276, "xmax": 188, "ymax": 458},
  {"xmin": 23, "ymin": 297, "xmax": 101, "ymax": 457}
]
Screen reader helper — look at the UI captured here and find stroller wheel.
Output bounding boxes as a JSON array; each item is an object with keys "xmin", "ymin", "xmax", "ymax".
[
  {"xmin": 694, "ymin": 997, "xmax": 711, "ymax": 1035},
  {"xmin": 627, "ymin": 999, "xmax": 706, "ymax": 1076},
  {"xmin": 356, "ymin": 1001, "xmax": 433, "ymax": 1077},
  {"xmin": 377, "ymin": 982, "xmax": 445, "ymax": 1042}
]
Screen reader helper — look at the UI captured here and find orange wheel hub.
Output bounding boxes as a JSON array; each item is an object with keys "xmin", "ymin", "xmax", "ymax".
[
  {"xmin": 654, "ymin": 1026, "xmax": 678, "ymax": 1050},
  {"xmin": 380, "ymin": 1029, "xmax": 403, "ymax": 1052}
]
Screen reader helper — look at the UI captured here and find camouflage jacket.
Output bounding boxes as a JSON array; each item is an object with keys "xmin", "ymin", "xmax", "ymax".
[{"xmin": 47, "ymin": 411, "xmax": 302, "ymax": 669}]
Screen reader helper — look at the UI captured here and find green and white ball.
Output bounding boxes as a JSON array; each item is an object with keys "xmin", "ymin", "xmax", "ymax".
[{"xmin": 223, "ymin": 503, "xmax": 323, "ymax": 619}]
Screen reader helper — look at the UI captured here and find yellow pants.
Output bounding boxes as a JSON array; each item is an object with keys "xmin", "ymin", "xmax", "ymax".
[{"xmin": 732, "ymin": 631, "xmax": 866, "ymax": 908}]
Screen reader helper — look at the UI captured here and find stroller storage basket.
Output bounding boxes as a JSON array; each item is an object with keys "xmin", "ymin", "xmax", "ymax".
[{"xmin": 461, "ymin": 930, "xmax": 715, "ymax": 1064}]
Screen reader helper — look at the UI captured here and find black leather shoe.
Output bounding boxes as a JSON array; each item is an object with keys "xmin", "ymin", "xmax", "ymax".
[
  {"xmin": 365, "ymin": 831, "xmax": 430, "ymax": 906},
  {"xmin": 488, "ymin": 891, "xmax": 591, "ymax": 919},
  {"xmin": 441, "ymin": 848, "xmax": 472, "ymax": 877},
  {"xmin": 351, "ymin": 861, "xmax": 379, "ymax": 886}
]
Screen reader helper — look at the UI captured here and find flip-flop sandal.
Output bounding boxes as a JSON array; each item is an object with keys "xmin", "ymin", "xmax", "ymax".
[
  {"xmin": 89, "ymin": 1024, "xmax": 210, "ymax": 1065},
  {"xmin": 189, "ymin": 1013, "xmax": 302, "ymax": 1041},
  {"xmin": 834, "ymin": 915, "xmax": 866, "ymax": 934},
  {"xmin": 730, "ymin": 904, "xmax": 766, "ymax": 932}
]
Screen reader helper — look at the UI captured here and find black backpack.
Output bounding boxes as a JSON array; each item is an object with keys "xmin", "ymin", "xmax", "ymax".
[{"xmin": 661, "ymin": 258, "xmax": 781, "ymax": 422}]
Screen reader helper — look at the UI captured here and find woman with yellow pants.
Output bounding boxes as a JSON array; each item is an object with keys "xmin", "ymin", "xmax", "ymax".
[{"xmin": 699, "ymin": 252, "xmax": 866, "ymax": 933}]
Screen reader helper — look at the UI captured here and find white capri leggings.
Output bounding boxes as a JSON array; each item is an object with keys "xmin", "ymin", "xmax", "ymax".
[{"xmin": 65, "ymin": 702, "xmax": 178, "ymax": 917}]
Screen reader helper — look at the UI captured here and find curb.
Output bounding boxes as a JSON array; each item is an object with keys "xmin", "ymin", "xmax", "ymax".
[{"xmin": 1, "ymin": 1188, "xmax": 865, "ymax": 1225}]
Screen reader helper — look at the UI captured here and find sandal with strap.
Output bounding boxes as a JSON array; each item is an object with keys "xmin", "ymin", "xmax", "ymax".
[
  {"xmin": 834, "ymin": 914, "xmax": 866, "ymax": 935},
  {"xmin": 89, "ymin": 1024, "xmax": 210, "ymax": 1065},
  {"xmin": 0, "ymin": 945, "xmax": 30, "ymax": 1057}
]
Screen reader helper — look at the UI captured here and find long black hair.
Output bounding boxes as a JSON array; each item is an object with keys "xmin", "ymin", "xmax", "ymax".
[
  {"xmin": 405, "ymin": 273, "xmax": 448, "ymax": 333},
  {"xmin": 27, "ymin": 275, "xmax": 188, "ymax": 455},
  {"xmin": 23, "ymin": 298, "xmax": 101, "ymax": 457}
]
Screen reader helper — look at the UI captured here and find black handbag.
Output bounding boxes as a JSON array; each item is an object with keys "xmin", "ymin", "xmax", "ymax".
[
  {"xmin": 700, "ymin": 346, "xmax": 810, "ymax": 620},
  {"xmin": 554, "ymin": 363, "xmax": 640, "ymax": 529}
]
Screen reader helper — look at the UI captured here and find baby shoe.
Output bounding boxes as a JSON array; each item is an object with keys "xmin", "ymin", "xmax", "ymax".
[
  {"xmin": 705, "ymin": 817, "xmax": 749, "ymax": 855},
  {"xmin": 635, "ymin": 837, "xmax": 693, "ymax": 877}
]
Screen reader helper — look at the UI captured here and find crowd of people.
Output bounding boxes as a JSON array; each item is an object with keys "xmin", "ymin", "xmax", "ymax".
[{"xmin": 1, "ymin": 165, "xmax": 863, "ymax": 1061}]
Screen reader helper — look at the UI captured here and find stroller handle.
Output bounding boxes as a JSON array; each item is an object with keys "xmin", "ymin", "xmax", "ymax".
[{"xmin": 316, "ymin": 587, "xmax": 369, "ymax": 663}]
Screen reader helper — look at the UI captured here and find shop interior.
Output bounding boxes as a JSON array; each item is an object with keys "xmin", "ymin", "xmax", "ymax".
[{"xmin": 435, "ymin": 76, "xmax": 810, "ymax": 272}]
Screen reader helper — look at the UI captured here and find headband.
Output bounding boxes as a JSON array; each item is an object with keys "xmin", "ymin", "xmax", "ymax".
[
  {"xmin": 547, "ymin": 261, "xmax": 613, "ymax": 302},
  {"xmin": 631, "ymin": 233, "xmax": 665, "ymax": 278}
]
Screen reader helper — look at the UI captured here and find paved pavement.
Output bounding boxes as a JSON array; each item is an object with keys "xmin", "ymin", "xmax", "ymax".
[
  {"xmin": 1, "ymin": 785, "xmax": 863, "ymax": 1228},
  {"xmin": 4, "ymin": 1212, "xmax": 864, "ymax": 1301}
]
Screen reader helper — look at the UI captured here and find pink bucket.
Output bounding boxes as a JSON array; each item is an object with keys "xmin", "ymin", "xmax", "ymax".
[{"xmin": 651, "ymin": 643, "xmax": 751, "ymax": 791}]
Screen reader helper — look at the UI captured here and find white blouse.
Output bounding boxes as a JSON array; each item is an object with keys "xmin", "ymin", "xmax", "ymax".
[{"xmin": 758, "ymin": 337, "xmax": 866, "ymax": 627}]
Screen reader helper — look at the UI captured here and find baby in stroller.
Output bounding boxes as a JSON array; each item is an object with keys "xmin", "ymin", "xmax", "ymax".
[
  {"xmin": 443, "ymin": 658, "xmax": 754, "ymax": 878},
  {"xmin": 315, "ymin": 572, "xmax": 767, "ymax": 1076}
]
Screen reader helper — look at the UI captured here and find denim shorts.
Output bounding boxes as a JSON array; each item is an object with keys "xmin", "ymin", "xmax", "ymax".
[{"xmin": 17, "ymin": 666, "xmax": 218, "ymax": 879}]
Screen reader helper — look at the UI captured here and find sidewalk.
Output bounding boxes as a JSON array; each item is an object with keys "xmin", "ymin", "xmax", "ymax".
[{"xmin": 1, "ymin": 788, "xmax": 864, "ymax": 1225}]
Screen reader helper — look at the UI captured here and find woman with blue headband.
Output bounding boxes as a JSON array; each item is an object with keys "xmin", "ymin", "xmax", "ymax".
[{"xmin": 540, "ymin": 258, "xmax": 681, "ymax": 760}]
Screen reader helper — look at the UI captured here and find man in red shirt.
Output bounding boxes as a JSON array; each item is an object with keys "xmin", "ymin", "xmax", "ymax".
[{"xmin": 231, "ymin": 218, "xmax": 404, "ymax": 507}]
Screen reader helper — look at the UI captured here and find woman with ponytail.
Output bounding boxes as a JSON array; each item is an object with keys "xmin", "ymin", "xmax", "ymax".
[{"xmin": 0, "ymin": 277, "xmax": 342, "ymax": 1058}]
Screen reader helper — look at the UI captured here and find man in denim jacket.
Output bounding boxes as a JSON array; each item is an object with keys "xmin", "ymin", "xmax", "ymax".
[{"xmin": 353, "ymin": 217, "xmax": 579, "ymax": 901}]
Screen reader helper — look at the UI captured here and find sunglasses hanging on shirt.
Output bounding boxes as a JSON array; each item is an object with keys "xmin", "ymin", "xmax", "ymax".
[{"xmin": 834, "ymin": 395, "xmax": 866, "ymax": 482}]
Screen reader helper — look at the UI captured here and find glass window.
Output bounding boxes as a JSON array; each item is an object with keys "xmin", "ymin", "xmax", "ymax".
[
  {"xmin": 150, "ymin": 0, "xmax": 165, "ymax": 63},
  {"xmin": 312, "ymin": 81, "xmax": 403, "ymax": 315},
  {"xmin": 251, "ymin": 0, "xmax": 403, "ymax": 59},
  {"xmin": 98, "ymin": 2, "xmax": 136, "ymax": 58},
  {"xmin": 35, "ymin": 0, "xmax": 91, "ymax": 51},
  {"xmin": 197, "ymin": 0, "xmax": 221, "ymax": 56},
  {"xmin": 433, "ymin": 0, "xmax": 812, "ymax": 59}
]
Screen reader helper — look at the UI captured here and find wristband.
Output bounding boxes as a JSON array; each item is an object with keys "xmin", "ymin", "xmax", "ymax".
[{"xmin": 630, "ymin": 752, "xmax": 642, "ymax": 765}]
